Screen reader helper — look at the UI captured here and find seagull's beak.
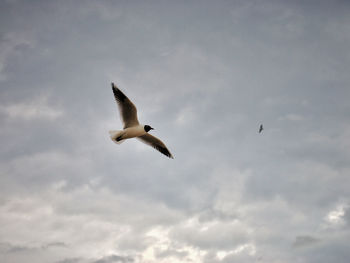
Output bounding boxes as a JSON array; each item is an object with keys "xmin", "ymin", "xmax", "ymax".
[{"xmin": 151, "ymin": 127, "xmax": 155, "ymax": 130}]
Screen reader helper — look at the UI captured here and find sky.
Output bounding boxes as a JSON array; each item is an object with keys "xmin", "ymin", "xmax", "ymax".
[{"xmin": 1, "ymin": 0, "xmax": 350, "ymax": 262}]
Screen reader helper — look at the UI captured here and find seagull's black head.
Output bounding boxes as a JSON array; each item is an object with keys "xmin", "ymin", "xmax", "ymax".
[{"xmin": 144, "ymin": 125, "xmax": 154, "ymax": 132}]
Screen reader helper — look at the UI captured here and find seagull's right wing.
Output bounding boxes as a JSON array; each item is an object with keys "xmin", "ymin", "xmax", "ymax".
[
  {"xmin": 111, "ymin": 83, "xmax": 139, "ymax": 128},
  {"xmin": 137, "ymin": 134, "xmax": 174, "ymax": 159}
]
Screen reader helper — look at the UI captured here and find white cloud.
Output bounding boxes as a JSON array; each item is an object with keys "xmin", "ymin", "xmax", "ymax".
[
  {"xmin": 0, "ymin": 183, "xmax": 184, "ymax": 263},
  {"xmin": 324, "ymin": 204, "xmax": 347, "ymax": 227},
  {"xmin": 216, "ymin": 243, "xmax": 256, "ymax": 260},
  {"xmin": 1, "ymin": 94, "xmax": 63, "ymax": 121}
]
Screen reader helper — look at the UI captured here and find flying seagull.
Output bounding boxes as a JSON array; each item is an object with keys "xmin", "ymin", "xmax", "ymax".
[
  {"xmin": 109, "ymin": 83, "xmax": 174, "ymax": 159},
  {"xmin": 259, "ymin": 124, "xmax": 264, "ymax": 133}
]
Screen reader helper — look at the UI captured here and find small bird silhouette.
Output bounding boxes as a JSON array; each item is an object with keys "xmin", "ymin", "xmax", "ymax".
[
  {"xmin": 109, "ymin": 83, "xmax": 173, "ymax": 158},
  {"xmin": 259, "ymin": 124, "xmax": 264, "ymax": 133}
]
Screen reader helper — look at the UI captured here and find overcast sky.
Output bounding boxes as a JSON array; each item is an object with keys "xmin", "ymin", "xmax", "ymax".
[{"xmin": 1, "ymin": 1, "xmax": 350, "ymax": 262}]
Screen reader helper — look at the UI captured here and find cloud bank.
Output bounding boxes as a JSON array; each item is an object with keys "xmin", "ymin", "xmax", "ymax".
[{"xmin": 1, "ymin": 1, "xmax": 350, "ymax": 262}]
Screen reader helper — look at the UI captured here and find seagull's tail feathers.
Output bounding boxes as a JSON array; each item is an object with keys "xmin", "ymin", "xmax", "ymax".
[{"xmin": 109, "ymin": 130, "xmax": 125, "ymax": 144}]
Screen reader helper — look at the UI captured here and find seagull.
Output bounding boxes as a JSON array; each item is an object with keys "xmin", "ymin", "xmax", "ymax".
[
  {"xmin": 259, "ymin": 124, "xmax": 264, "ymax": 133},
  {"xmin": 109, "ymin": 83, "xmax": 174, "ymax": 159}
]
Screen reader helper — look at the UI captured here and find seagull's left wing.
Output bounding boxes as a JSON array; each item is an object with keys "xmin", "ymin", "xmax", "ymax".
[
  {"xmin": 112, "ymin": 83, "xmax": 139, "ymax": 128},
  {"xmin": 137, "ymin": 134, "xmax": 174, "ymax": 159}
]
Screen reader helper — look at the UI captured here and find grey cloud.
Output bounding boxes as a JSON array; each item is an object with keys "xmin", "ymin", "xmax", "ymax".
[
  {"xmin": 56, "ymin": 255, "xmax": 134, "ymax": 263},
  {"xmin": 0, "ymin": 241, "xmax": 68, "ymax": 255},
  {"xmin": 293, "ymin": 235, "xmax": 320, "ymax": 248},
  {"xmin": 296, "ymin": 234, "xmax": 350, "ymax": 263},
  {"xmin": 93, "ymin": 254, "xmax": 134, "ymax": 263},
  {"xmin": 56, "ymin": 258, "xmax": 82, "ymax": 263},
  {"xmin": 42, "ymin": 242, "xmax": 68, "ymax": 249},
  {"xmin": 0, "ymin": 242, "xmax": 36, "ymax": 254}
]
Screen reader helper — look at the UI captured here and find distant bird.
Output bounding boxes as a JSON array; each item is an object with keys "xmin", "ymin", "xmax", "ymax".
[
  {"xmin": 109, "ymin": 83, "xmax": 173, "ymax": 159},
  {"xmin": 259, "ymin": 124, "xmax": 264, "ymax": 133}
]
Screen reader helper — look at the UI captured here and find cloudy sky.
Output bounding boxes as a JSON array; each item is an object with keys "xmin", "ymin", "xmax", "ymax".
[{"xmin": 1, "ymin": 0, "xmax": 350, "ymax": 262}]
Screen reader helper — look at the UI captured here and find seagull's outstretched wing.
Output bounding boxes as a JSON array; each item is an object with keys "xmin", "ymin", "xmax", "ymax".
[
  {"xmin": 138, "ymin": 134, "xmax": 174, "ymax": 159},
  {"xmin": 112, "ymin": 83, "xmax": 139, "ymax": 128}
]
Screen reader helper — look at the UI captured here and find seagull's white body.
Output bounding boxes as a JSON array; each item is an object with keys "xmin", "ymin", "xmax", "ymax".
[
  {"xmin": 122, "ymin": 125, "xmax": 147, "ymax": 139},
  {"xmin": 109, "ymin": 125, "xmax": 146, "ymax": 144},
  {"xmin": 109, "ymin": 83, "xmax": 173, "ymax": 158}
]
